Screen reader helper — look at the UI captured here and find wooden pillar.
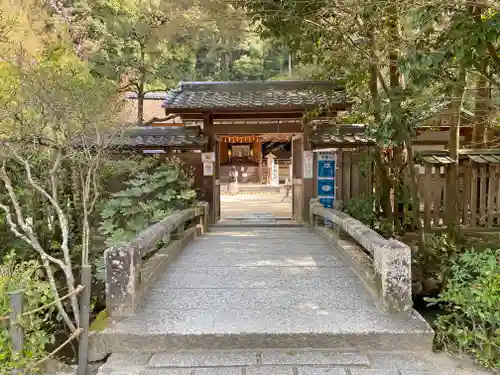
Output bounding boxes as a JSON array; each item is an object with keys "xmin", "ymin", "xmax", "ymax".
[
  {"xmin": 214, "ymin": 136, "xmax": 220, "ymax": 222},
  {"xmin": 220, "ymin": 140, "xmax": 229, "ymax": 165},
  {"xmin": 291, "ymin": 135, "xmax": 303, "ymax": 221},
  {"xmin": 302, "ymin": 128, "xmax": 314, "ymax": 223},
  {"xmin": 203, "ymin": 114, "xmax": 216, "ymax": 224},
  {"xmin": 257, "ymin": 139, "xmax": 263, "ymax": 183}
]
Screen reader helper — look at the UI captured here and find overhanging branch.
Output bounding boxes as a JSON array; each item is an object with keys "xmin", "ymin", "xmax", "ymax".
[{"xmin": 141, "ymin": 113, "xmax": 178, "ymax": 126}]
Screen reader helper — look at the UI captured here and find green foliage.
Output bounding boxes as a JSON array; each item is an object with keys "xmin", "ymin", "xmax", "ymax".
[
  {"xmin": 413, "ymin": 234, "xmax": 460, "ymax": 296},
  {"xmin": 87, "ymin": 0, "xmax": 198, "ymax": 95},
  {"xmin": 428, "ymin": 248, "xmax": 500, "ymax": 369},
  {"xmin": 345, "ymin": 195, "xmax": 376, "ymax": 227},
  {"xmin": 99, "ymin": 157, "xmax": 196, "ymax": 247},
  {"xmin": 0, "ymin": 252, "xmax": 56, "ymax": 373}
]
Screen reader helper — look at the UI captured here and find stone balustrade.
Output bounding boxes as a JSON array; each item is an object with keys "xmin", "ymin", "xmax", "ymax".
[
  {"xmin": 105, "ymin": 202, "xmax": 209, "ymax": 319},
  {"xmin": 309, "ymin": 199, "xmax": 412, "ymax": 313}
]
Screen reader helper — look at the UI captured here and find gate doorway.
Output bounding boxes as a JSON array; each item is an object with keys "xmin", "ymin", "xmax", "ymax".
[
  {"xmin": 218, "ymin": 135, "xmax": 293, "ymax": 221},
  {"xmin": 161, "ymin": 80, "xmax": 353, "ymax": 224}
]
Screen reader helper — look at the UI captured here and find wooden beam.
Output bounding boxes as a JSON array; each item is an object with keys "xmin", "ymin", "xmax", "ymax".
[{"xmin": 205, "ymin": 122, "xmax": 303, "ymax": 135}]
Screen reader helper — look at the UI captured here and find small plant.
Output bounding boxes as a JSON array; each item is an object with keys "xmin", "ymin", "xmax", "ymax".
[
  {"xmin": 345, "ymin": 194, "xmax": 376, "ymax": 226},
  {"xmin": 0, "ymin": 252, "xmax": 56, "ymax": 373},
  {"xmin": 374, "ymin": 217, "xmax": 394, "ymax": 239},
  {"xmin": 427, "ymin": 247, "xmax": 500, "ymax": 369},
  {"xmin": 413, "ymin": 233, "xmax": 459, "ymax": 296},
  {"xmin": 98, "ymin": 157, "xmax": 197, "ymax": 247}
]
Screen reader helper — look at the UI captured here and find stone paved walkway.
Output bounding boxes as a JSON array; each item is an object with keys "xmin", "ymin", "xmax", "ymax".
[
  {"xmin": 220, "ymin": 190, "xmax": 292, "ymax": 218},
  {"xmin": 103, "ymin": 227, "xmax": 431, "ymax": 352},
  {"xmin": 97, "ymin": 349, "xmax": 494, "ymax": 375},
  {"xmin": 98, "ymin": 226, "xmax": 493, "ymax": 375}
]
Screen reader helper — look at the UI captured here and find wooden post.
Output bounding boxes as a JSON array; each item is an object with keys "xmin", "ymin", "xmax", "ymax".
[
  {"xmin": 203, "ymin": 114, "xmax": 216, "ymax": 224},
  {"xmin": 9, "ymin": 290, "xmax": 24, "ymax": 352},
  {"xmin": 219, "ymin": 140, "xmax": 229, "ymax": 165},
  {"xmin": 291, "ymin": 135, "xmax": 303, "ymax": 221},
  {"xmin": 215, "ymin": 136, "xmax": 221, "ymax": 222},
  {"xmin": 77, "ymin": 265, "xmax": 92, "ymax": 375},
  {"xmin": 257, "ymin": 138, "xmax": 263, "ymax": 183},
  {"xmin": 302, "ymin": 128, "xmax": 314, "ymax": 223},
  {"xmin": 9, "ymin": 290, "xmax": 24, "ymax": 375}
]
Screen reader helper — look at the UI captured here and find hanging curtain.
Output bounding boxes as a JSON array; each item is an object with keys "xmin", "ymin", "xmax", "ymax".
[{"xmin": 232, "ymin": 145, "xmax": 250, "ymax": 158}]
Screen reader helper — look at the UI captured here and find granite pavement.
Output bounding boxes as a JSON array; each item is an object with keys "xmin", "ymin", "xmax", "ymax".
[{"xmin": 102, "ymin": 227, "xmax": 432, "ymax": 352}]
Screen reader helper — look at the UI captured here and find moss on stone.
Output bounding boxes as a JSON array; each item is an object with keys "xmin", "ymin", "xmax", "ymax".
[{"xmin": 90, "ymin": 310, "xmax": 109, "ymax": 332}]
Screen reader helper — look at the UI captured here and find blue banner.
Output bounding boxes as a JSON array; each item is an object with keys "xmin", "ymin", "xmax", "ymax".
[
  {"xmin": 318, "ymin": 179, "xmax": 335, "ymax": 197},
  {"xmin": 317, "ymin": 151, "xmax": 336, "ymax": 228},
  {"xmin": 318, "ymin": 160, "xmax": 335, "ymax": 178}
]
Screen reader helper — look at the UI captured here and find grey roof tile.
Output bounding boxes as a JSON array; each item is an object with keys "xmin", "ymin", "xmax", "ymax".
[
  {"xmin": 117, "ymin": 126, "xmax": 206, "ymax": 147},
  {"xmin": 162, "ymin": 81, "xmax": 349, "ymax": 110},
  {"xmin": 72, "ymin": 126, "xmax": 206, "ymax": 148},
  {"xmin": 310, "ymin": 125, "xmax": 374, "ymax": 145},
  {"xmin": 127, "ymin": 92, "xmax": 168, "ymax": 100}
]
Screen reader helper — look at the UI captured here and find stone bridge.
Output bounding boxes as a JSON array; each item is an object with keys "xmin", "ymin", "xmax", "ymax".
[{"xmin": 90, "ymin": 201, "xmax": 482, "ymax": 375}]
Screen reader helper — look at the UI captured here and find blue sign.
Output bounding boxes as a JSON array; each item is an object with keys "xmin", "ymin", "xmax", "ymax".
[
  {"xmin": 317, "ymin": 151, "xmax": 336, "ymax": 228},
  {"xmin": 318, "ymin": 160, "xmax": 335, "ymax": 178},
  {"xmin": 318, "ymin": 179, "xmax": 335, "ymax": 197}
]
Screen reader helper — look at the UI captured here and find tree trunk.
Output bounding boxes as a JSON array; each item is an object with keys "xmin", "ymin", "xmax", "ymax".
[
  {"xmin": 367, "ymin": 27, "xmax": 392, "ymax": 221},
  {"xmin": 472, "ymin": 61, "xmax": 490, "ymax": 147},
  {"xmin": 404, "ymin": 139, "xmax": 425, "ymax": 251},
  {"xmin": 137, "ymin": 91, "xmax": 145, "ymax": 125},
  {"xmin": 137, "ymin": 43, "xmax": 146, "ymax": 125},
  {"xmin": 388, "ymin": 5, "xmax": 404, "ymax": 234},
  {"xmin": 447, "ymin": 67, "xmax": 467, "ymax": 241}
]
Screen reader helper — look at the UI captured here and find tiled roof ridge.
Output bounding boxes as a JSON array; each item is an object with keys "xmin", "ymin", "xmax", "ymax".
[
  {"xmin": 162, "ymin": 80, "xmax": 351, "ymax": 110},
  {"xmin": 177, "ymin": 80, "xmax": 345, "ymax": 92}
]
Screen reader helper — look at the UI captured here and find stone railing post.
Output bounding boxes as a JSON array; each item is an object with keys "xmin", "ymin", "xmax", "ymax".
[
  {"xmin": 197, "ymin": 202, "xmax": 209, "ymax": 233},
  {"xmin": 309, "ymin": 204, "xmax": 413, "ymax": 313},
  {"xmin": 309, "ymin": 198, "xmax": 322, "ymax": 229},
  {"xmin": 105, "ymin": 244, "xmax": 141, "ymax": 318},
  {"xmin": 372, "ymin": 239, "xmax": 413, "ymax": 313},
  {"xmin": 172, "ymin": 223, "xmax": 185, "ymax": 240}
]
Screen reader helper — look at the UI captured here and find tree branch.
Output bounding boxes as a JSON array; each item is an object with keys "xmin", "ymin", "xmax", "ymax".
[
  {"xmin": 486, "ymin": 42, "xmax": 500, "ymax": 69},
  {"xmin": 0, "ymin": 182, "xmax": 77, "ymax": 333},
  {"xmin": 7, "ymin": 146, "xmax": 80, "ymax": 325},
  {"xmin": 142, "ymin": 113, "xmax": 178, "ymax": 126},
  {"xmin": 49, "ymin": 148, "xmax": 63, "ymax": 204}
]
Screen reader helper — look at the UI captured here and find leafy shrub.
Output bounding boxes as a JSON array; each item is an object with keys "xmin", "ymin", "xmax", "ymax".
[
  {"xmin": 98, "ymin": 157, "xmax": 197, "ymax": 247},
  {"xmin": 428, "ymin": 247, "xmax": 500, "ymax": 369},
  {"xmin": 345, "ymin": 194, "xmax": 376, "ymax": 226},
  {"xmin": 412, "ymin": 234, "xmax": 459, "ymax": 296},
  {"xmin": 0, "ymin": 252, "xmax": 56, "ymax": 373}
]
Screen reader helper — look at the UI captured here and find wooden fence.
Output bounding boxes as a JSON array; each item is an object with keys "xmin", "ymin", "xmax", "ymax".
[
  {"xmin": 335, "ymin": 149, "xmax": 500, "ymax": 230},
  {"xmin": 417, "ymin": 161, "xmax": 500, "ymax": 229},
  {"xmin": 335, "ymin": 148, "xmax": 373, "ymax": 207}
]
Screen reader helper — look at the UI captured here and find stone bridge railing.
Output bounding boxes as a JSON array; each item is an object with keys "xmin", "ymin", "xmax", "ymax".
[
  {"xmin": 309, "ymin": 199, "xmax": 412, "ymax": 313},
  {"xmin": 105, "ymin": 202, "xmax": 208, "ymax": 319}
]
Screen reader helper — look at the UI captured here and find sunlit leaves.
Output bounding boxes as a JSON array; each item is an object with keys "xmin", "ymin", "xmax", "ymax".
[
  {"xmin": 99, "ymin": 157, "xmax": 196, "ymax": 247},
  {"xmin": 0, "ymin": 252, "xmax": 56, "ymax": 372}
]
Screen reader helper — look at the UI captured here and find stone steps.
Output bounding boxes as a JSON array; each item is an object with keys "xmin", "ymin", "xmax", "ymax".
[
  {"xmin": 96, "ymin": 349, "xmax": 485, "ymax": 375},
  {"xmin": 100, "ymin": 307, "xmax": 433, "ymax": 353},
  {"xmin": 220, "ymin": 185, "xmax": 281, "ymax": 193}
]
